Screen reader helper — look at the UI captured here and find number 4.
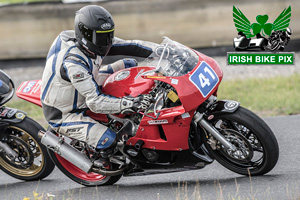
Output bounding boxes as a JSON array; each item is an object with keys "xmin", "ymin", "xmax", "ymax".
[
  {"xmin": 199, "ymin": 73, "xmax": 210, "ymax": 87},
  {"xmin": 198, "ymin": 67, "xmax": 216, "ymax": 88}
]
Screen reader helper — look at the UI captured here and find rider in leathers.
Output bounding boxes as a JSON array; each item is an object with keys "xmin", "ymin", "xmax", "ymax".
[{"xmin": 41, "ymin": 5, "xmax": 158, "ymax": 165}]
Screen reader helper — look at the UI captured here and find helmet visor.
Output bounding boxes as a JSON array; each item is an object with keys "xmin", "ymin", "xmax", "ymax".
[{"xmin": 94, "ymin": 29, "xmax": 114, "ymax": 46}]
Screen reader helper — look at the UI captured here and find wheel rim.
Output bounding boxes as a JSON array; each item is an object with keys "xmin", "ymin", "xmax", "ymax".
[
  {"xmin": 0, "ymin": 126, "xmax": 45, "ymax": 177},
  {"xmin": 212, "ymin": 119, "xmax": 266, "ymax": 170},
  {"xmin": 218, "ymin": 129, "xmax": 254, "ymax": 163}
]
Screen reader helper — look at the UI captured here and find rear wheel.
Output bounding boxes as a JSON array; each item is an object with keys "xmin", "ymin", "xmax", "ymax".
[
  {"xmin": 0, "ymin": 117, "xmax": 55, "ymax": 181},
  {"xmin": 203, "ymin": 106, "xmax": 279, "ymax": 176},
  {"xmin": 47, "ymin": 130, "xmax": 122, "ymax": 186}
]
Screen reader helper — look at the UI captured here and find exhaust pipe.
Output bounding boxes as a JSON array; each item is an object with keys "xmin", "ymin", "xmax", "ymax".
[
  {"xmin": 91, "ymin": 167, "xmax": 125, "ymax": 176},
  {"xmin": 38, "ymin": 131, "xmax": 126, "ymax": 176},
  {"xmin": 38, "ymin": 130, "xmax": 93, "ymax": 173}
]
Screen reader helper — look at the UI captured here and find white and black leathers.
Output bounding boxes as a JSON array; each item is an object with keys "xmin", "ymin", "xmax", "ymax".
[{"xmin": 41, "ymin": 30, "xmax": 158, "ymax": 148}]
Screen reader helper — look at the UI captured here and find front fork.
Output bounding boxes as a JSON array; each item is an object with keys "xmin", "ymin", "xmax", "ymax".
[
  {"xmin": 0, "ymin": 122, "xmax": 18, "ymax": 159},
  {"xmin": 193, "ymin": 96, "xmax": 240, "ymax": 152},
  {"xmin": 194, "ymin": 112, "xmax": 236, "ymax": 151},
  {"xmin": 0, "ymin": 107, "xmax": 28, "ymax": 159}
]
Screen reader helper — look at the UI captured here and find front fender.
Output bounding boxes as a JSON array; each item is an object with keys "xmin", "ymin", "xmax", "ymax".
[
  {"xmin": 0, "ymin": 107, "xmax": 27, "ymax": 124},
  {"xmin": 207, "ymin": 100, "xmax": 240, "ymax": 116}
]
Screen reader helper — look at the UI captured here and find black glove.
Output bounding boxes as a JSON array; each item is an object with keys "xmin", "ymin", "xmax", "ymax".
[{"xmin": 120, "ymin": 94, "xmax": 152, "ymax": 114}]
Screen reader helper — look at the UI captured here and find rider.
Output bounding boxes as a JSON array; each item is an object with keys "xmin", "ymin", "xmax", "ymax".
[{"xmin": 41, "ymin": 5, "xmax": 158, "ymax": 166}]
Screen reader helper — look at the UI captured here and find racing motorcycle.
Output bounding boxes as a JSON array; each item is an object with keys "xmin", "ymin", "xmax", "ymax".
[
  {"xmin": 267, "ymin": 27, "xmax": 292, "ymax": 51},
  {"xmin": 0, "ymin": 70, "xmax": 54, "ymax": 181},
  {"xmin": 16, "ymin": 37, "xmax": 279, "ymax": 186}
]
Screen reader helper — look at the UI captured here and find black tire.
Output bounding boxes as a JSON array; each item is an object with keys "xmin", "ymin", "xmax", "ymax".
[
  {"xmin": 203, "ymin": 106, "xmax": 279, "ymax": 176},
  {"xmin": 0, "ymin": 117, "xmax": 55, "ymax": 181},
  {"xmin": 279, "ymin": 46, "xmax": 285, "ymax": 51},
  {"xmin": 46, "ymin": 130, "xmax": 122, "ymax": 186}
]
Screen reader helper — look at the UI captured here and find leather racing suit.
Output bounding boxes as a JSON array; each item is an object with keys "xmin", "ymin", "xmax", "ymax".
[{"xmin": 41, "ymin": 30, "xmax": 158, "ymax": 149}]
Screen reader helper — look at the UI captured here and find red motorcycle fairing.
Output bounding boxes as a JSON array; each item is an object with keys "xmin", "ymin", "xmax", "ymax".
[
  {"xmin": 103, "ymin": 52, "xmax": 222, "ymax": 112},
  {"xmin": 129, "ymin": 107, "xmax": 197, "ymax": 151},
  {"xmin": 102, "ymin": 66, "xmax": 156, "ymax": 98},
  {"xmin": 101, "ymin": 51, "xmax": 222, "ymax": 151},
  {"xmin": 16, "ymin": 80, "xmax": 42, "ymax": 107}
]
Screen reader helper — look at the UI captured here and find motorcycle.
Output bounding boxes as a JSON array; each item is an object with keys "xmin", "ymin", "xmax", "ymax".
[
  {"xmin": 16, "ymin": 37, "xmax": 279, "ymax": 186},
  {"xmin": 267, "ymin": 27, "xmax": 292, "ymax": 51},
  {"xmin": 0, "ymin": 70, "xmax": 55, "ymax": 181}
]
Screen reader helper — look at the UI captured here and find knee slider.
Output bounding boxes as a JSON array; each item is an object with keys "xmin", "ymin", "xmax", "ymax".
[{"xmin": 96, "ymin": 128, "xmax": 117, "ymax": 150}]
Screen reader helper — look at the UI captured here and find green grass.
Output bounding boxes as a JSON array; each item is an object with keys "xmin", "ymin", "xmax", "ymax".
[
  {"xmin": 217, "ymin": 73, "xmax": 300, "ymax": 116},
  {"xmin": 6, "ymin": 99, "xmax": 43, "ymax": 120}
]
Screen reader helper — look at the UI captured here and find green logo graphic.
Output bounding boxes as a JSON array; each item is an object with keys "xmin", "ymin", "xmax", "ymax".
[
  {"xmin": 230, "ymin": 6, "xmax": 294, "ymax": 64},
  {"xmin": 233, "ymin": 6, "xmax": 291, "ymax": 38},
  {"xmin": 232, "ymin": 6, "xmax": 292, "ymax": 52}
]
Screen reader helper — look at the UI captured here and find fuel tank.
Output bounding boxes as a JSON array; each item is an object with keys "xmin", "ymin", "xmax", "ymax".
[{"xmin": 102, "ymin": 66, "xmax": 155, "ymax": 98}]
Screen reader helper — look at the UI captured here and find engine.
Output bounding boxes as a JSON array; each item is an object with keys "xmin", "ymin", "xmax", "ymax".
[{"xmin": 102, "ymin": 66, "xmax": 182, "ymax": 139}]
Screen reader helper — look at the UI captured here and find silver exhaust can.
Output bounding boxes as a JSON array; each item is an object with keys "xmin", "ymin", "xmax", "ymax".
[{"xmin": 39, "ymin": 130, "xmax": 93, "ymax": 173}]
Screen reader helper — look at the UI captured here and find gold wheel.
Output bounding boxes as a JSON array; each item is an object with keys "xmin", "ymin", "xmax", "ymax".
[{"xmin": 0, "ymin": 126, "xmax": 45, "ymax": 177}]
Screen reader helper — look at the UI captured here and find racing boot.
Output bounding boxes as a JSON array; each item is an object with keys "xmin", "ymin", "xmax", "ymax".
[{"xmin": 93, "ymin": 128, "xmax": 117, "ymax": 168}]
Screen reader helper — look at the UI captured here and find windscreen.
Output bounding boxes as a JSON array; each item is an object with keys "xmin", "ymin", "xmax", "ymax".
[{"xmin": 139, "ymin": 37, "xmax": 199, "ymax": 77}]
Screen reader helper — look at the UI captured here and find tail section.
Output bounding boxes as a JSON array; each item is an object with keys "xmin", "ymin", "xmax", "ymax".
[{"xmin": 16, "ymin": 80, "xmax": 42, "ymax": 107}]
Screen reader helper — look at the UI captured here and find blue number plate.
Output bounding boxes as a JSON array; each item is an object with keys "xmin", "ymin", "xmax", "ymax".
[{"xmin": 189, "ymin": 61, "xmax": 219, "ymax": 97}]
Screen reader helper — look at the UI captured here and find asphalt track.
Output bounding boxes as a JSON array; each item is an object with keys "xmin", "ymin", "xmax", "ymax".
[{"xmin": 0, "ymin": 114, "xmax": 299, "ymax": 200}]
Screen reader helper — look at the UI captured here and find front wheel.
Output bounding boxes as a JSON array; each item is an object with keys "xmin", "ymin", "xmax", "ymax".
[
  {"xmin": 0, "ymin": 117, "xmax": 55, "ymax": 181},
  {"xmin": 203, "ymin": 106, "xmax": 279, "ymax": 176}
]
